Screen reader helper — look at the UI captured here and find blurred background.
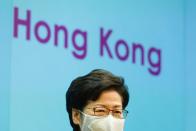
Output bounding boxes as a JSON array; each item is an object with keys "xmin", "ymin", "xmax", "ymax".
[{"xmin": 0, "ymin": 0, "xmax": 195, "ymax": 131}]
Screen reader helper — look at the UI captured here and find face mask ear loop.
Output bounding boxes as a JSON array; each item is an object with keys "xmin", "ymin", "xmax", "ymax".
[
  {"xmin": 78, "ymin": 110, "xmax": 88, "ymax": 131},
  {"xmin": 77, "ymin": 110, "xmax": 89, "ymax": 120}
]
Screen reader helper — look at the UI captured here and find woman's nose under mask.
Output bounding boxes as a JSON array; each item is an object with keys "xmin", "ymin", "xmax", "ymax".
[{"xmin": 80, "ymin": 113, "xmax": 125, "ymax": 131}]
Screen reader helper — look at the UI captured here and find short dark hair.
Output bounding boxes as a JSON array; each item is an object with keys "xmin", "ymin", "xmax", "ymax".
[{"xmin": 66, "ymin": 69, "xmax": 129, "ymax": 131}]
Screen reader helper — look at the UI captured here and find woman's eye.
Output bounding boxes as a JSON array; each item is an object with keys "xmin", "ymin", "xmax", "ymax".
[
  {"xmin": 96, "ymin": 109, "xmax": 106, "ymax": 112},
  {"xmin": 114, "ymin": 110, "xmax": 122, "ymax": 114}
]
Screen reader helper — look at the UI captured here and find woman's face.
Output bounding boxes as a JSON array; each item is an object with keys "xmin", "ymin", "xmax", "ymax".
[
  {"xmin": 83, "ymin": 90, "xmax": 123, "ymax": 115},
  {"xmin": 72, "ymin": 90, "xmax": 123, "ymax": 126}
]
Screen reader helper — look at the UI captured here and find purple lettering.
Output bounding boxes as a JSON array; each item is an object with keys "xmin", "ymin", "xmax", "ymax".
[
  {"xmin": 12, "ymin": 7, "xmax": 163, "ymax": 76},
  {"xmin": 72, "ymin": 29, "xmax": 87, "ymax": 59},
  {"xmin": 54, "ymin": 25, "xmax": 68, "ymax": 48},
  {"xmin": 34, "ymin": 21, "xmax": 51, "ymax": 44},
  {"xmin": 132, "ymin": 43, "xmax": 145, "ymax": 65},
  {"xmin": 115, "ymin": 39, "xmax": 129, "ymax": 61},
  {"xmin": 13, "ymin": 7, "xmax": 31, "ymax": 40},
  {"xmin": 100, "ymin": 28, "xmax": 113, "ymax": 58},
  {"xmin": 148, "ymin": 47, "xmax": 161, "ymax": 75}
]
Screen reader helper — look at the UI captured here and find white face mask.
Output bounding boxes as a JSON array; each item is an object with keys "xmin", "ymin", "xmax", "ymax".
[{"xmin": 80, "ymin": 112, "xmax": 125, "ymax": 131}]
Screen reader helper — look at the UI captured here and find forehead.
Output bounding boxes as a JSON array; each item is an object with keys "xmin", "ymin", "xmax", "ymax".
[{"xmin": 85, "ymin": 90, "xmax": 123, "ymax": 108}]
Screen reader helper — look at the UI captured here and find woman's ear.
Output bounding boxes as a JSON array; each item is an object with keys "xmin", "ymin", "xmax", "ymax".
[{"xmin": 72, "ymin": 108, "xmax": 81, "ymax": 125}]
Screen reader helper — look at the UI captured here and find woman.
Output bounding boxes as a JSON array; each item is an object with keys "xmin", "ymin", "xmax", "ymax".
[{"xmin": 66, "ymin": 69, "xmax": 129, "ymax": 131}]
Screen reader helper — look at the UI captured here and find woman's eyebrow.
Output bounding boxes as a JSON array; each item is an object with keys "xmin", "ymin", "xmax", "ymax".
[
  {"xmin": 113, "ymin": 105, "xmax": 123, "ymax": 109},
  {"xmin": 92, "ymin": 104, "xmax": 105, "ymax": 107}
]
